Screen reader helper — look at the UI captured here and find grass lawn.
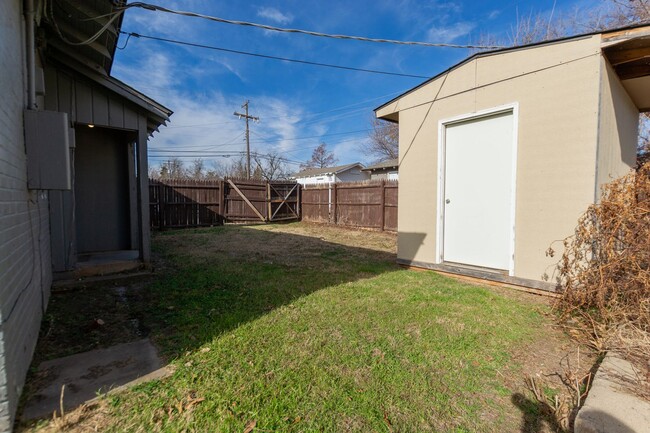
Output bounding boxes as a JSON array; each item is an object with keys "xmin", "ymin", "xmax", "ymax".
[{"xmin": 22, "ymin": 223, "xmax": 586, "ymax": 433}]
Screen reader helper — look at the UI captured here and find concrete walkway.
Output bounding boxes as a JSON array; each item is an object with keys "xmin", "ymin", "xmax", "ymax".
[
  {"xmin": 575, "ymin": 352, "xmax": 650, "ymax": 433},
  {"xmin": 22, "ymin": 339, "xmax": 168, "ymax": 420}
]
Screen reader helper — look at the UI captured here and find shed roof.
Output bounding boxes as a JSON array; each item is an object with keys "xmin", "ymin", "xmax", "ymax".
[
  {"xmin": 41, "ymin": 0, "xmax": 172, "ymax": 133},
  {"xmin": 375, "ymin": 23, "xmax": 650, "ymax": 117},
  {"xmin": 293, "ymin": 163, "xmax": 363, "ymax": 178},
  {"xmin": 42, "ymin": 0, "xmax": 126, "ymax": 75},
  {"xmin": 362, "ymin": 158, "xmax": 399, "ymax": 171}
]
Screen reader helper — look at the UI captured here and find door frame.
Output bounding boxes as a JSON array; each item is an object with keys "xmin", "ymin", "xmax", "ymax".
[{"xmin": 435, "ymin": 102, "xmax": 519, "ymax": 276}]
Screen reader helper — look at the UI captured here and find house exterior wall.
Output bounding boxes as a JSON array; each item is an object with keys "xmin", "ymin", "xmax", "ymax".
[
  {"xmin": 596, "ymin": 57, "xmax": 639, "ymax": 194},
  {"xmin": 0, "ymin": 1, "xmax": 53, "ymax": 430},
  {"xmin": 296, "ymin": 174, "xmax": 335, "ymax": 185},
  {"xmin": 367, "ymin": 169, "xmax": 398, "ymax": 181},
  {"xmin": 335, "ymin": 169, "xmax": 370, "ymax": 182},
  {"xmin": 379, "ymin": 35, "xmax": 607, "ymax": 283}
]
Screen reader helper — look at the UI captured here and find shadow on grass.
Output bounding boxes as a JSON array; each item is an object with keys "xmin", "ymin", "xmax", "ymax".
[
  {"xmin": 511, "ymin": 393, "xmax": 566, "ymax": 433},
  {"xmin": 512, "ymin": 391, "xmax": 638, "ymax": 433},
  {"xmin": 33, "ymin": 224, "xmax": 400, "ymax": 363}
]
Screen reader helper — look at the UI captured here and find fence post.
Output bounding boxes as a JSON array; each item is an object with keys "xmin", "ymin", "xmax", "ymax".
[
  {"xmin": 380, "ymin": 180, "xmax": 386, "ymax": 231},
  {"xmin": 266, "ymin": 181, "xmax": 272, "ymax": 222},
  {"xmin": 331, "ymin": 183, "xmax": 337, "ymax": 225},
  {"xmin": 297, "ymin": 184, "xmax": 301, "ymax": 219},
  {"xmin": 218, "ymin": 179, "xmax": 225, "ymax": 224},
  {"xmin": 160, "ymin": 182, "xmax": 166, "ymax": 230}
]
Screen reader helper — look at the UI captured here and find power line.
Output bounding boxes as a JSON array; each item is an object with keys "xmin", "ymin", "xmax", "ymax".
[
  {"xmin": 160, "ymin": 90, "xmax": 404, "ymax": 129},
  {"xmin": 148, "ymin": 128, "xmax": 370, "ymax": 154},
  {"xmin": 149, "ymin": 151, "xmax": 304, "ymax": 166},
  {"xmin": 122, "ymin": 2, "xmax": 504, "ymax": 49},
  {"xmin": 248, "ymin": 128, "xmax": 369, "ymax": 144},
  {"xmin": 120, "ymin": 31, "xmax": 430, "ymax": 79}
]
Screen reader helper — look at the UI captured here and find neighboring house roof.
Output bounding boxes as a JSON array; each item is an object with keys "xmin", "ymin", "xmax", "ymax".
[
  {"xmin": 293, "ymin": 163, "xmax": 364, "ymax": 178},
  {"xmin": 362, "ymin": 158, "xmax": 399, "ymax": 172},
  {"xmin": 374, "ymin": 23, "xmax": 650, "ymax": 118}
]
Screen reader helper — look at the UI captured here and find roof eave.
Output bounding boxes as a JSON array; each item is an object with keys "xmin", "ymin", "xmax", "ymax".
[{"xmin": 374, "ymin": 22, "xmax": 650, "ymax": 116}]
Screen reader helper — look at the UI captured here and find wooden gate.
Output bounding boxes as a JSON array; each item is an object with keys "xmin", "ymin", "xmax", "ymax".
[{"xmin": 150, "ymin": 178, "xmax": 300, "ymax": 229}]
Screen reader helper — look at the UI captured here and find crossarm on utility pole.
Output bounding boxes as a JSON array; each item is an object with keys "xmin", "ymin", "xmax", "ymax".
[{"xmin": 233, "ymin": 100, "xmax": 260, "ymax": 179}]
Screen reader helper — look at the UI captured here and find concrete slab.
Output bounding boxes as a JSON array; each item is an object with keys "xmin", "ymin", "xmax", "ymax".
[
  {"xmin": 575, "ymin": 352, "xmax": 650, "ymax": 433},
  {"xmin": 22, "ymin": 339, "xmax": 166, "ymax": 421}
]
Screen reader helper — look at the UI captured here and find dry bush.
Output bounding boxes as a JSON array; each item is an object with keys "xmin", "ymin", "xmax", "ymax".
[{"xmin": 553, "ymin": 162, "xmax": 650, "ymax": 371}]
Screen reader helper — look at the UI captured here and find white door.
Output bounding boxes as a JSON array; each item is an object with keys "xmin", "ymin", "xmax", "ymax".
[{"xmin": 442, "ymin": 111, "xmax": 515, "ymax": 270}]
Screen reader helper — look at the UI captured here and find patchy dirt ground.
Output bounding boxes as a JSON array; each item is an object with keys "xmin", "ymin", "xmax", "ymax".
[{"xmin": 20, "ymin": 222, "xmax": 596, "ymax": 433}]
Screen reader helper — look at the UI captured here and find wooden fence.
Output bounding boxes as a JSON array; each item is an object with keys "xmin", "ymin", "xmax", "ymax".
[
  {"xmin": 149, "ymin": 178, "xmax": 300, "ymax": 229},
  {"xmin": 301, "ymin": 181, "xmax": 398, "ymax": 231}
]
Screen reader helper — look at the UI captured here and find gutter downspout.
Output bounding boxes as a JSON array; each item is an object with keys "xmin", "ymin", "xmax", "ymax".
[{"xmin": 25, "ymin": 0, "xmax": 37, "ymax": 110}]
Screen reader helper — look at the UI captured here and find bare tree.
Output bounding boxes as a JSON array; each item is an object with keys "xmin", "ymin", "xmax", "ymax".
[
  {"xmin": 224, "ymin": 155, "xmax": 249, "ymax": 179},
  {"xmin": 254, "ymin": 151, "xmax": 290, "ymax": 181},
  {"xmin": 188, "ymin": 158, "xmax": 206, "ymax": 179},
  {"xmin": 509, "ymin": 8, "xmax": 569, "ymax": 45},
  {"xmin": 205, "ymin": 160, "xmax": 226, "ymax": 179},
  {"xmin": 159, "ymin": 158, "xmax": 185, "ymax": 179},
  {"xmin": 300, "ymin": 143, "xmax": 338, "ymax": 169},
  {"xmin": 590, "ymin": 0, "xmax": 650, "ymax": 29},
  {"xmin": 148, "ymin": 165, "xmax": 161, "ymax": 179},
  {"xmin": 360, "ymin": 117, "xmax": 399, "ymax": 163}
]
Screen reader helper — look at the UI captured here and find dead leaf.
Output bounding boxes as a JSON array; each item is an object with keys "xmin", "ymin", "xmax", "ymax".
[
  {"xmin": 186, "ymin": 396, "xmax": 205, "ymax": 410},
  {"xmin": 200, "ymin": 347, "xmax": 210, "ymax": 353},
  {"xmin": 95, "ymin": 318, "xmax": 105, "ymax": 326},
  {"xmin": 383, "ymin": 410, "xmax": 392, "ymax": 427},
  {"xmin": 243, "ymin": 419, "xmax": 256, "ymax": 433}
]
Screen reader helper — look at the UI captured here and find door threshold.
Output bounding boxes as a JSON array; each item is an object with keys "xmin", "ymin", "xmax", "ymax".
[{"xmin": 442, "ymin": 261, "xmax": 508, "ymax": 276}]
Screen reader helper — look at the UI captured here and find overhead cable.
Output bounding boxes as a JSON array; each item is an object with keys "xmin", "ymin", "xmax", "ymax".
[
  {"xmin": 122, "ymin": 2, "xmax": 504, "ymax": 49},
  {"xmin": 121, "ymin": 32, "xmax": 430, "ymax": 79},
  {"xmin": 46, "ymin": 0, "xmax": 125, "ymax": 46}
]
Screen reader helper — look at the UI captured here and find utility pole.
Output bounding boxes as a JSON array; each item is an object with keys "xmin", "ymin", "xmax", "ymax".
[{"xmin": 233, "ymin": 100, "xmax": 260, "ymax": 179}]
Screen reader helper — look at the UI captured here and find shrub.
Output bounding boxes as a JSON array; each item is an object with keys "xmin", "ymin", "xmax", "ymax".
[{"xmin": 553, "ymin": 162, "xmax": 649, "ymax": 367}]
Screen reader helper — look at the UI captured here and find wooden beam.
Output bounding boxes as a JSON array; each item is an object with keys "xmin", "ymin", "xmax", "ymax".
[
  {"xmin": 605, "ymin": 46, "xmax": 650, "ymax": 66},
  {"xmin": 226, "ymin": 179, "xmax": 266, "ymax": 222},
  {"xmin": 602, "ymin": 26, "xmax": 650, "ymax": 44},
  {"xmin": 616, "ymin": 62, "xmax": 650, "ymax": 80}
]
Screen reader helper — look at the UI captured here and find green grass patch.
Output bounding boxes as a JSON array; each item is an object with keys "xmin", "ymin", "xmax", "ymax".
[{"xmin": 29, "ymin": 224, "xmax": 551, "ymax": 432}]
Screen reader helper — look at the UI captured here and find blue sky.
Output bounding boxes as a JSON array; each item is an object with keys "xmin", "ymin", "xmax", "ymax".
[{"xmin": 112, "ymin": 0, "xmax": 597, "ymax": 173}]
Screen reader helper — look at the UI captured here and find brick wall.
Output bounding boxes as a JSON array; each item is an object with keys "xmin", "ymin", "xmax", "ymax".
[{"xmin": 0, "ymin": 1, "xmax": 53, "ymax": 431}]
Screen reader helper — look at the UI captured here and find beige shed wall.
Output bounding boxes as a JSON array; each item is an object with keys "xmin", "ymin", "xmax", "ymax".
[
  {"xmin": 596, "ymin": 57, "xmax": 638, "ymax": 193},
  {"xmin": 386, "ymin": 35, "xmax": 607, "ymax": 283}
]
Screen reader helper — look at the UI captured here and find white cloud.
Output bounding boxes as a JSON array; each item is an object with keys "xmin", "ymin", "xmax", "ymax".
[
  {"xmin": 250, "ymin": 97, "xmax": 302, "ymax": 153},
  {"xmin": 427, "ymin": 21, "xmax": 476, "ymax": 43},
  {"xmin": 256, "ymin": 7, "xmax": 294, "ymax": 25},
  {"xmin": 112, "ymin": 48, "xmax": 308, "ymax": 170},
  {"xmin": 488, "ymin": 10, "xmax": 501, "ymax": 20}
]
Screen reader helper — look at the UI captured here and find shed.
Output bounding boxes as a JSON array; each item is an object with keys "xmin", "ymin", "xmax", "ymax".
[
  {"xmin": 293, "ymin": 163, "xmax": 369, "ymax": 185},
  {"xmin": 362, "ymin": 158, "xmax": 399, "ymax": 180},
  {"xmin": 41, "ymin": 0, "xmax": 172, "ymax": 275},
  {"xmin": 375, "ymin": 25, "xmax": 650, "ymax": 290}
]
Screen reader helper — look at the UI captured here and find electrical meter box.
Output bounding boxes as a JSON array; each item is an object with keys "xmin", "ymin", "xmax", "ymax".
[{"xmin": 24, "ymin": 110, "xmax": 71, "ymax": 190}]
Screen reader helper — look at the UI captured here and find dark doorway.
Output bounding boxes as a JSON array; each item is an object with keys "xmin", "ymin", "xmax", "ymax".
[{"xmin": 74, "ymin": 126, "xmax": 131, "ymax": 253}]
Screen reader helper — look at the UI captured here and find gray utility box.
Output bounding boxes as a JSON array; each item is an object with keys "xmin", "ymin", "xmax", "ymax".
[{"xmin": 24, "ymin": 110, "xmax": 71, "ymax": 190}]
